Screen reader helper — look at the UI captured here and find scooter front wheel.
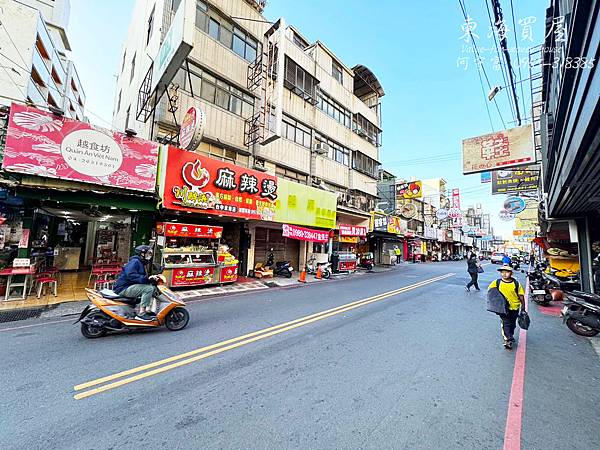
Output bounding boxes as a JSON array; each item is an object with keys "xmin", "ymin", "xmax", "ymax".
[
  {"xmin": 165, "ymin": 307, "xmax": 189, "ymax": 331},
  {"xmin": 322, "ymin": 270, "xmax": 331, "ymax": 279}
]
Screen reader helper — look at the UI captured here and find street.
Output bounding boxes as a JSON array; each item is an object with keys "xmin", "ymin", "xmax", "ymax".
[{"xmin": 1, "ymin": 261, "xmax": 599, "ymax": 449}]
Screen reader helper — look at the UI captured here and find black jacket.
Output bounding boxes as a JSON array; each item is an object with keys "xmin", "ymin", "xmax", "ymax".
[{"xmin": 467, "ymin": 258, "xmax": 478, "ymax": 274}]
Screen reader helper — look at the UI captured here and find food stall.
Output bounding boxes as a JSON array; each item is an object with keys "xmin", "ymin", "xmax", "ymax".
[{"xmin": 156, "ymin": 222, "xmax": 238, "ymax": 288}]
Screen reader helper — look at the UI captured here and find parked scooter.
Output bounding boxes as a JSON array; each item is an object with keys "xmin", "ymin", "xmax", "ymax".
[
  {"xmin": 528, "ymin": 263, "xmax": 552, "ymax": 305},
  {"xmin": 358, "ymin": 252, "xmax": 374, "ymax": 271},
  {"xmin": 266, "ymin": 248, "xmax": 293, "ymax": 278},
  {"xmin": 562, "ymin": 290, "xmax": 600, "ymax": 337},
  {"xmin": 306, "ymin": 256, "xmax": 332, "ymax": 279},
  {"xmin": 75, "ymin": 275, "xmax": 189, "ymax": 338}
]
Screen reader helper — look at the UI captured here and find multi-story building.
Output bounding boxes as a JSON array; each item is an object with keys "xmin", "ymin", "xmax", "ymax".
[
  {"xmin": 114, "ymin": 0, "xmax": 384, "ymax": 271},
  {"xmin": 538, "ymin": 0, "xmax": 599, "ymax": 292},
  {"xmin": 0, "ymin": 0, "xmax": 85, "ymax": 120}
]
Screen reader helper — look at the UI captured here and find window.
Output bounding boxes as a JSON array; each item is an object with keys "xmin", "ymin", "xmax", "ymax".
[
  {"xmin": 284, "ymin": 57, "xmax": 318, "ymax": 103},
  {"xmin": 276, "ymin": 166, "xmax": 308, "ymax": 184},
  {"xmin": 315, "ymin": 134, "xmax": 350, "ymax": 166},
  {"xmin": 171, "ymin": 0, "xmax": 182, "ymax": 11},
  {"xmin": 352, "ymin": 151, "xmax": 380, "ymax": 179},
  {"xmin": 353, "ymin": 113, "xmax": 381, "ymax": 146},
  {"xmin": 317, "ymin": 90, "xmax": 352, "ymax": 128},
  {"xmin": 176, "ymin": 63, "xmax": 254, "ymax": 119},
  {"xmin": 292, "ymin": 32, "xmax": 308, "ymax": 50},
  {"xmin": 193, "ymin": 2, "xmax": 259, "ymax": 63},
  {"xmin": 278, "ymin": 116, "xmax": 311, "ymax": 149},
  {"xmin": 130, "ymin": 53, "xmax": 136, "ymax": 82},
  {"xmin": 208, "ymin": 18, "xmax": 220, "ymax": 40},
  {"xmin": 197, "ymin": 142, "xmax": 249, "ymax": 167},
  {"xmin": 116, "ymin": 90, "xmax": 121, "ymax": 113},
  {"xmin": 332, "ymin": 60, "xmax": 343, "ymax": 84},
  {"xmin": 146, "ymin": 6, "xmax": 155, "ymax": 45}
]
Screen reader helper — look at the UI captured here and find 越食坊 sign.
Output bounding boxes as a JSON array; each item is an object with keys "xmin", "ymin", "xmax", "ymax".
[{"xmin": 2, "ymin": 103, "xmax": 159, "ymax": 191}]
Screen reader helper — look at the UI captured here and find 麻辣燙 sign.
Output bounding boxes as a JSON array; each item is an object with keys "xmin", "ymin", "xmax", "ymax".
[{"xmin": 159, "ymin": 145, "xmax": 278, "ymax": 220}]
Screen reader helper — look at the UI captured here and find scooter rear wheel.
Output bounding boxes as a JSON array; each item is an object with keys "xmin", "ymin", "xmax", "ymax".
[
  {"xmin": 165, "ymin": 307, "xmax": 189, "ymax": 331},
  {"xmin": 81, "ymin": 322, "xmax": 107, "ymax": 339},
  {"xmin": 566, "ymin": 318, "xmax": 600, "ymax": 337}
]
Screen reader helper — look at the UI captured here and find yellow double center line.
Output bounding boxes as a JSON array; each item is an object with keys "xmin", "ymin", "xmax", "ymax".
[{"xmin": 74, "ymin": 273, "xmax": 454, "ymax": 400}]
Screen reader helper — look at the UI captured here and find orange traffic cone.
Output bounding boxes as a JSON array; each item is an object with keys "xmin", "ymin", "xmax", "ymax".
[
  {"xmin": 298, "ymin": 267, "xmax": 307, "ymax": 283},
  {"xmin": 316, "ymin": 266, "xmax": 322, "ymax": 279}
]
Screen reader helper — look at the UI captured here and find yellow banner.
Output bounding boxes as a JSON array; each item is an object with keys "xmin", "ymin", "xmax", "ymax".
[
  {"xmin": 339, "ymin": 236, "xmax": 359, "ymax": 243},
  {"xmin": 274, "ymin": 178, "xmax": 337, "ymax": 228}
]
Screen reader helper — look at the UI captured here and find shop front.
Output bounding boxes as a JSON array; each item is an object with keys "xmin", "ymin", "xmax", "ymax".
[
  {"xmin": 158, "ymin": 144, "xmax": 278, "ymax": 281},
  {"xmin": 155, "ymin": 222, "xmax": 238, "ymax": 288},
  {"xmin": 369, "ymin": 212, "xmax": 405, "ymax": 265},
  {"xmin": 0, "ymin": 104, "xmax": 159, "ymax": 306},
  {"xmin": 331, "ymin": 224, "xmax": 368, "ymax": 272}
]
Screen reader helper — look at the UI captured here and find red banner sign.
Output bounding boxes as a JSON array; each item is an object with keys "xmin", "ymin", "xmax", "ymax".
[
  {"xmin": 171, "ymin": 267, "xmax": 215, "ymax": 286},
  {"xmin": 339, "ymin": 224, "xmax": 367, "ymax": 237},
  {"xmin": 219, "ymin": 265, "xmax": 238, "ymax": 283},
  {"xmin": 160, "ymin": 146, "xmax": 278, "ymax": 220},
  {"xmin": 282, "ymin": 224, "xmax": 329, "ymax": 243},
  {"xmin": 157, "ymin": 222, "xmax": 223, "ymax": 239},
  {"xmin": 2, "ymin": 103, "xmax": 158, "ymax": 191}
]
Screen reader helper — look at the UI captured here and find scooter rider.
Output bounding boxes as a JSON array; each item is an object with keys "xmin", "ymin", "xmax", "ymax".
[{"xmin": 113, "ymin": 244, "xmax": 160, "ymax": 321}]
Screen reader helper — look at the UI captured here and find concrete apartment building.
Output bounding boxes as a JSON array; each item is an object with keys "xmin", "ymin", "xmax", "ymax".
[
  {"xmin": 0, "ymin": 0, "xmax": 85, "ymax": 119},
  {"xmin": 113, "ymin": 0, "xmax": 384, "ymax": 271}
]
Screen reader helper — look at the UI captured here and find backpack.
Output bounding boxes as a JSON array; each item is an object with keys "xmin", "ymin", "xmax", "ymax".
[{"xmin": 487, "ymin": 279, "xmax": 520, "ymax": 315}]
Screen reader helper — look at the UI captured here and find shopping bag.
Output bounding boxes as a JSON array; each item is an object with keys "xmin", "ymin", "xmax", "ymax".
[
  {"xmin": 477, "ymin": 266, "xmax": 484, "ymax": 273},
  {"xmin": 518, "ymin": 309, "xmax": 531, "ymax": 330}
]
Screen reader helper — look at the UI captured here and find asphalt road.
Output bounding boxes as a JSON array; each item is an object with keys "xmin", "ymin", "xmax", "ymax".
[{"xmin": 1, "ymin": 261, "xmax": 599, "ymax": 449}]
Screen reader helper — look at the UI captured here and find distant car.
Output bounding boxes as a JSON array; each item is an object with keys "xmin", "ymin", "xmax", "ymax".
[{"xmin": 491, "ymin": 252, "xmax": 505, "ymax": 264}]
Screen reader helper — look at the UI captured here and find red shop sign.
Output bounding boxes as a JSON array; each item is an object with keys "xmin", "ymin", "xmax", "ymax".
[
  {"xmin": 171, "ymin": 267, "xmax": 215, "ymax": 286},
  {"xmin": 339, "ymin": 224, "xmax": 367, "ymax": 237},
  {"xmin": 282, "ymin": 224, "xmax": 329, "ymax": 243},
  {"xmin": 160, "ymin": 146, "xmax": 278, "ymax": 220},
  {"xmin": 2, "ymin": 103, "xmax": 158, "ymax": 191},
  {"xmin": 220, "ymin": 265, "xmax": 238, "ymax": 283},
  {"xmin": 158, "ymin": 222, "xmax": 223, "ymax": 239}
]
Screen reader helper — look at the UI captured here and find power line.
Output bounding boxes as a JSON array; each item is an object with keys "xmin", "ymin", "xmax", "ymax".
[
  {"xmin": 458, "ymin": 0, "xmax": 507, "ymax": 129},
  {"xmin": 509, "ymin": 0, "xmax": 528, "ymax": 122},
  {"xmin": 489, "ymin": 0, "xmax": 522, "ymax": 125},
  {"xmin": 484, "ymin": 0, "xmax": 516, "ymax": 123}
]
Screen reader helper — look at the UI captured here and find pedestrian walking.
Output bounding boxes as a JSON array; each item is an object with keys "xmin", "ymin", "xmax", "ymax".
[
  {"xmin": 465, "ymin": 254, "xmax": 481, "ymax": 291},
  {"xmin": 487, "ymin": 265, "xmax": 525, "ymax": 349},
  {"xmin": 502, "ymin": 254, "xmax": 512, "ymax": 265}
]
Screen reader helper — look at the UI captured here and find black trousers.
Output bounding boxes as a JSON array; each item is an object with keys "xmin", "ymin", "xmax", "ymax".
[
  {"xmin": 500, "ymin": 309, "xmax": 519, "ymax": 341},
  {"xmin": 466, "ymin": 272, "xmax": 479, "ymax": 290}
]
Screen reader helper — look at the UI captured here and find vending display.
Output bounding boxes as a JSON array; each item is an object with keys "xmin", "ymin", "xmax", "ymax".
[
  {"xmin": 156, "ymin": 222, "xmax": 239, "ymax": 288},
  {"xmin": 332, "ymin": 251, "xmax": 357, "ymax": 273}
]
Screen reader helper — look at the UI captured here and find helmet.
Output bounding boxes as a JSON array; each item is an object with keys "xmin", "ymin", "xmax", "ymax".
[
  {"xmin": 134, "ymin": 245, "xmax": 152, "ymax": 257},
  {"xmin": 550, "ymin": 289, "xmax": 564, "ymax": 302}
]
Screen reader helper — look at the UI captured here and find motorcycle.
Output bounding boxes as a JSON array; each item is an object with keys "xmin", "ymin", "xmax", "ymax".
[
  {"xmin": 273, "ymin": 261, "xmax": 293, "ymax": 278},
  {"xmin": 562, "ymin": 290, "xmax": 600, "ymax": 337},
  {"xmin": 75, "ymin": 276, "xmax": 189, "ymax": 338},
  {"xmin": 358, "ymin": 252, "xmax": 374, "ymax": 271},
  {"xmin": 528, "ymin": 263, "xmax": 552, "ymax": 305},
  {"xmin": 306, "ymin": 256, "xmax": 332, "ymax": 279}
]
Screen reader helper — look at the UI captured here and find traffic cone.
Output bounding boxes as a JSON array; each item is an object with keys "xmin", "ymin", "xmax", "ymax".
[
  {"xmin": 298, "ymin": 267, "xmax": 307, "ymax": 283},
  {"xmin": 316, "ymin": 266, "xmax": 322, "ymax": 279}
]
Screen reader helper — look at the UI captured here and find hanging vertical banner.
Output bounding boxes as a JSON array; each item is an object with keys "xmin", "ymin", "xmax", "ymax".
[{"xmin": 452, "ymin": 188, "xmax": 461, "ymax": 209}]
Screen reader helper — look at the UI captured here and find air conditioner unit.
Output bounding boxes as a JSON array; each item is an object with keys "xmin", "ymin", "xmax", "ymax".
[
  {"xmin": 356, "ymin": 128, "xmax": 367, "ymax": 137},
  {"xmin": 311, "ymin": 176, "xmax": 323, "ymax": 186},
  {"xmin": 253, "ymin": 159, "xmax": 268, "ymax": 172},
  {"xmin": 337, "ymin": 192, "xmax": 349, "ymax": 204},
  {"xmin": 314, "ymin": 142, "xmax": 329, "ymax": 154}
]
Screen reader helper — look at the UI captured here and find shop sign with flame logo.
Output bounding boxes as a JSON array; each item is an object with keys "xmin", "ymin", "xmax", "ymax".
[{"xmin": 161, "ymin": 145, "xmax": 278, "ymax": 220}]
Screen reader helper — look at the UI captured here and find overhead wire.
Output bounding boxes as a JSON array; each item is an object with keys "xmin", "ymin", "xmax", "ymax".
[
  {"xmin": 458, "ymin": 0, "xmax": 507, "ymax": 129},
  {"xmin": 509, "ymin": 0, "xmax": 528, "ymax": 122},
  {"xmin": 484, "ymin": 0, "xmax": 516, "ymax": 123}
]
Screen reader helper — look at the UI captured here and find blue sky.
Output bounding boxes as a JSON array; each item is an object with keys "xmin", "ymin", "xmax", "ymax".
[{"xmin": 68, "ymin": 0, "xmax": 548, "ymax": 238}]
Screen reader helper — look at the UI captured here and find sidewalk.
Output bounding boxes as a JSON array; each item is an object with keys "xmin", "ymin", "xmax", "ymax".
[{"xmin": 0, "ymin": 264, "xmax": 402, "ymax": 324}]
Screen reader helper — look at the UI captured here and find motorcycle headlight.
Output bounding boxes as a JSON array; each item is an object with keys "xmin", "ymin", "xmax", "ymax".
[{"xmin": 289, "ymin": 267, "xmax": 293, "ymax": 272}]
